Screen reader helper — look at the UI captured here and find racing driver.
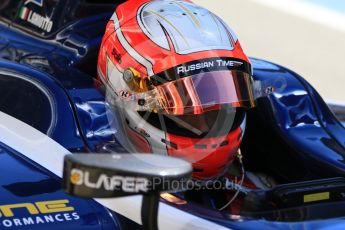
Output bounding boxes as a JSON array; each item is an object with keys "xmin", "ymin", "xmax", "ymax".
[{"xmin": 96, "ymin": 0, "xmax": 263, "ymax": 210}]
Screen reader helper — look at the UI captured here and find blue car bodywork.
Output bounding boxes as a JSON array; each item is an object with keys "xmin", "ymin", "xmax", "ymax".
[{"xmin": 1, "ymin": 0, "xmax": 345, "ymax": 229}]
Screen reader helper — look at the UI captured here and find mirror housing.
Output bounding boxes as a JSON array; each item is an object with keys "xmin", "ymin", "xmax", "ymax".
[
  {"xmin": 62, "ymin": 153, "xmax": 192, "ymax": 230},
  {"xmin": 63, "ymin": 153, "xmax": 192, "ymax": 197}
]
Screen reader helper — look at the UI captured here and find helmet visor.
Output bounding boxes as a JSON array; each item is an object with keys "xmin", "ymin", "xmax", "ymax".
[
  {"xmin": 111, "ymin": 70, "xmax": 256, "ymax": 115},
  {"xmin": 155, "ymin": 70, "xmax": 255, "ymax": 115}
]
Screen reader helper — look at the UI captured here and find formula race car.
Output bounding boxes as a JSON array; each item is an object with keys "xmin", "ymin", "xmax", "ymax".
[{"xmin": 1, "ymin": 0, "xmax": 345, "ymax": 229}]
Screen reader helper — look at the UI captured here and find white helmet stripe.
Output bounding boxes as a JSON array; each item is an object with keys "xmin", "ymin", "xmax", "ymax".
[
  {"xmin": 126, "ymin": 110, "xmax": 169, "ymax": 156},
  {"xmin": 240, "ymin": 113, "xmax": 247, "ymax": 140},
  {"xmin": 111, "ymin": 13, "xmax": 154, "ymax": 76},
  {"xmin": 137, "ymin": 1, "xmax": 235, "ymax": 55}
]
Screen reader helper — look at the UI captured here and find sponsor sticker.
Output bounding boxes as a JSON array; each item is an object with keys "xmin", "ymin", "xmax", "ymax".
[
  {"xmin": 0, "ymin": 199, "xmax": 80, "ymax": 228},
  {"xmin": 152, "ymin": 57, "xmax": 252, "ymax": 85},
  {"xmin": 303, "ymin": 192, "xmax": 330, "ymax": 203},
  {"xmin": 177, "ymin": 59, "xmax": 243, "ymax": 75},
  {"xmin": 70, "ymin": 168, "xmax": 150, "ymax": 193},
  {"xmin": 18, "ymin": 0, "xmax": 54, "ymax": 33},
  {"xmin": 19, "ymin": 7, "xmax": 31, "ymax": 21}
]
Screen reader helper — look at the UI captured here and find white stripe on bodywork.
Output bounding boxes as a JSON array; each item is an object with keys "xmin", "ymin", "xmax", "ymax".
[
  {"xmin": 0, "ymin": 112, "xmax": 67, "ymax": 177},
  {"xmin": 111, "ymin": 13, "xmax": 154, "ymax": 76},
  {"xmin": 0, "ymin": 111, "xmax": 230, "ymax": 230}
]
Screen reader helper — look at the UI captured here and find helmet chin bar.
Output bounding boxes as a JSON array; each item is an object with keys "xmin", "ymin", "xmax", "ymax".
[{"xmin": 62, "ymin": 153, "xmax": 192, "ymax": 230}]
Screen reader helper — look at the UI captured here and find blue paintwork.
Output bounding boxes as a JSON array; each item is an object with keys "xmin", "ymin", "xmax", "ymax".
[
  {"xmin": 248, "ymin": 58, "xmax": 345, "ymax": 179},
  {"xmin": 0, "ymin": 60, "xmax": 87, "ymax": 152},
  {"xmin": 1, "ymin": 1, "xmax": 345, "ymax": 229},
  {"xmin": 176, "ymin": 58, "xmax": 345, "ymax": 229},
  {"xmin": 0, "ymin": 4, "xmax": 122, "ymax": 229},
  {"xmin": 0, "ymin": 14, "xmax": 115, "ymax": 152},
  {"xmin": 0, "ymin": 142, "xmax": 119, "ymax": 229}
]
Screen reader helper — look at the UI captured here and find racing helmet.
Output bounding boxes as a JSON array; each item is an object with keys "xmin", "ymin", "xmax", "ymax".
[{"xmin": 97, "ymin": 0, "xmax": 256, "ymax": 180}]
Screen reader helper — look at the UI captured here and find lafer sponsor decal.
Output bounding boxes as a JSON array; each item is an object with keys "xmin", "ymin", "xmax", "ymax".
[
  {"xmin": 0, "ymin": 199, "xmax": 80, "ymax": 228},
  {"xmin": 71, "ymin": 168, "xmax": 149, "ymax": 193}
]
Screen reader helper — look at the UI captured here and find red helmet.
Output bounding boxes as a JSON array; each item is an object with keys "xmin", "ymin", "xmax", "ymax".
[{"xmin": 97, "ymin": 0, "xmax": 255, "ymax": 180}]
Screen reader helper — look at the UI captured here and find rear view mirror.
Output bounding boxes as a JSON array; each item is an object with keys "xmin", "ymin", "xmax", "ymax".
[{"xmin": 62, "ymin": 153, "xmax": 192, "ymax": 230}]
